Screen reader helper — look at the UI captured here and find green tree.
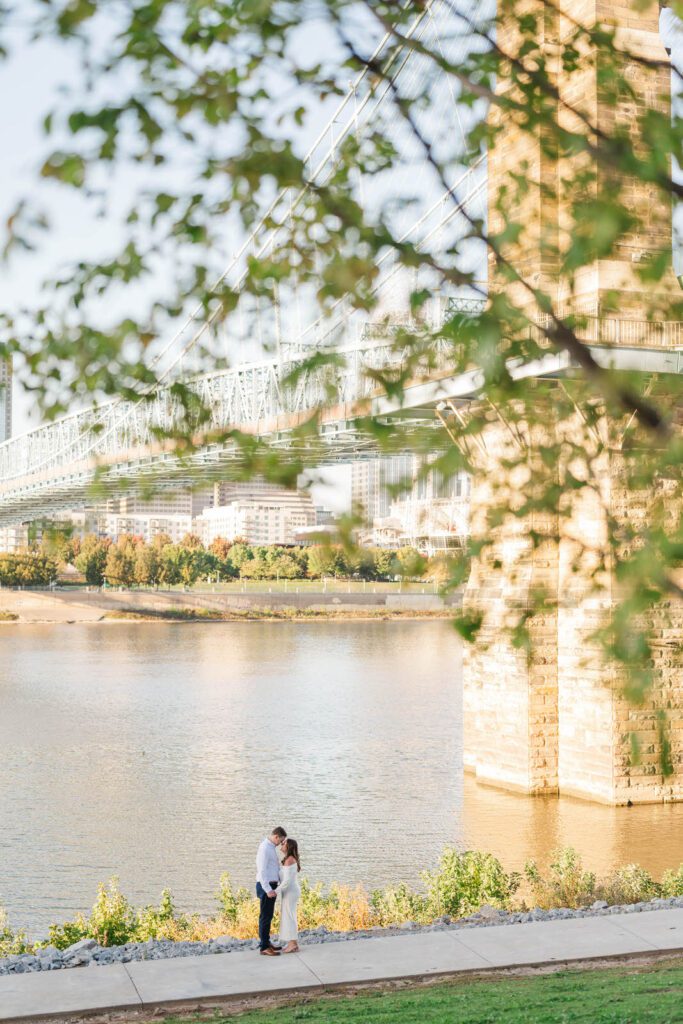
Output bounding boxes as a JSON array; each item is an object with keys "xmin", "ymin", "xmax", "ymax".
[
  {"xmin": 268, "ymin": 551, "xmax": 302, "ymax": 579},
  {"xmin": 239, "ymin": 556, "xmax": 269, "ymax": 580},
  {"xmin": 0, "ymin": 553, "xmax": 58, "ymax": 586},
  {"xmin": 37, "ymin": 521, "xmax": 75, "ymax": 564},
  {"xmin": 306, "ymin": 545, "xmax": 347, "ymax": 579},
  {"xmin": 346, "ymin": 547, "xmax": 376, "ymax": 580},
  {"xmin": 75, "ymin": 535, "xmax": 110, "ymax": 586},
  {"xmin": 372, "ymin": 548, "xmax": 395, "ymax": 581},
  {"xmin": 103, "ymin": 541, "xmax": 135, "ymax": 588},
  {"xmin": 133, "ymin": 544, "xmax": 161, "ymax": 587},
  {"xmin": 229, "ymin": 543, "xmax": 254, "ymax": 571},
  {"xmin": 394, "ymin": 547, "xmax": 426, "ymax": 579},
  {"xmin": 158, "ymin": 544, "xmax": 183, "ymax": 586}
]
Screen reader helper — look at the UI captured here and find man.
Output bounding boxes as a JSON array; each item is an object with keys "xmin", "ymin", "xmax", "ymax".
[{"xmin": 256, "ymin": 826, "xmax": 287, "ymax": 956}]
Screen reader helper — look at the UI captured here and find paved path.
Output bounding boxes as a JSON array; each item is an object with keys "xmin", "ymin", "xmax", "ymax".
[{"xmin": 2, "ymin": 910, "xmax": 683, "ymax": 1022}]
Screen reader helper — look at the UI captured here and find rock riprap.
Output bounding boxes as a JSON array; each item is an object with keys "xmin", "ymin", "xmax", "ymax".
[{"xmin": 2, "ymin": 896, "xmax": 683, "ymax": 976}]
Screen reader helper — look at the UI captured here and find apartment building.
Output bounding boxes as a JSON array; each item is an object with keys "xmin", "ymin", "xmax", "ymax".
[{"xmin": 194, "ymin": 490, "xmax": 316, "ymax": 546}]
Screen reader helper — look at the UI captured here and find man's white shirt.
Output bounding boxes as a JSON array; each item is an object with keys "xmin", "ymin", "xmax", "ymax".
[{"xmin": 256, "ymin": 837, "xmax": 281, "ymax": 894}]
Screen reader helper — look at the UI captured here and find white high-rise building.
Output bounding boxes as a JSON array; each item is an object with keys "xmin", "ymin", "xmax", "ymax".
[
  {"xmin": 352, "ymin": 456, "xmax": 471, "ymax": 554},
  {"xmin": 351, "ymin": 456, "xmax": 415, "ymax": 522},
  {"xmin": 194, "ymin": 490, "xmax": 316, "ymax": 546},
  {"xmin": 0, "ymin": 358, "xmax": 12, "ymax": 443},
  {"xmin": 109, "ymin": 488, "xmax": 214, "ymax": 518},
  {"xmin": 97, "ymin": 512, "xmax": 193, "ymax": 544}
]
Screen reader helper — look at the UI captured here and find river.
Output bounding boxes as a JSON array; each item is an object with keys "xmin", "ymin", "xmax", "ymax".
[{"xmin": 1, "ymin": 620, "xmax": 681, "ymax": 937}]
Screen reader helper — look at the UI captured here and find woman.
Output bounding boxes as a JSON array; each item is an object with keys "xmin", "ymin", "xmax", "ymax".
[{"xmin": 278, "ymin": 837, "xmax": 301, "ymax": 953}]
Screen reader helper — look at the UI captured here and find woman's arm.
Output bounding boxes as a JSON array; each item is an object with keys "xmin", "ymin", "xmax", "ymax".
[{"xmin": 279, "ymin": 864, "xmax": 292, "ymax": 894}]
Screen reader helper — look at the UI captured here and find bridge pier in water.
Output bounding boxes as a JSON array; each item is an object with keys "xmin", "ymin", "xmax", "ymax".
[
  {"xmin": 463, "ymin": 418, "xmax": 683, "ymax": 804},
  {"xmin": 463, "ymin": 0, "xmax": 683, "ymax": 804}
]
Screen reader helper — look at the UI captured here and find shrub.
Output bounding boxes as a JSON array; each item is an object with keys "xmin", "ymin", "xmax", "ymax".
[
  {"xmin": 661, "ymin": 864, "xmax": 683, "ymax": 898},
  {"xmin": 231, "ymin": 895, "xmax": 261, "ymax": 939},
  {"xmin": 0, "ymin": 906, "xmax": 28, "ymax": 957},
  {"xmin": 46, "ymin": 917, "xmax": 89, "ymax": 950},
  {"xmin": 524, "ymin": 848, "xmax": 596, "ymax": 909},
  {"xmin": 86, "ymin": 879, "xmax": 137, "ymax": 946},
  {"xmin": 136, "ymin": 890, "xmax": 185, "ymax": 941},
  {"xmin": 370, "ymin": 882, "xmax": 429, "ymax": 926},
  {"xmin": 423, "ymin": 849, "xmax": 520, "ymax": 919},
  {"xmin": 47, "ymin": 879, "xmax": 136, "ymax": 949},
  {"xmin": 216, "ymin": 873, "xmax": 251, "ymax": 925},
  {"xmin": 7, "ymin": 851, "xmax": 682, "ymax": 958},
  {"xmin": 599, "ymin": 865, "xmax": 661, "ymax": 906}
]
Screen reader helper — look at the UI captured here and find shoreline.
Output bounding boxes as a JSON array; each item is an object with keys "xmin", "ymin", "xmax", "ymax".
[
  {"xmin": 3, "ymin": 895, "xmax": 683, "ymax": 978},
  {"xmin": 0, "ymin": 607, "xmax": 456, "ymax": 625},
  {"xmin": 0, "ymin": 612, "xmax": 455, "ymax": 624},
  {"xmin": 0, "ymin": 588, "xmax": 461, "ymax": 624}
]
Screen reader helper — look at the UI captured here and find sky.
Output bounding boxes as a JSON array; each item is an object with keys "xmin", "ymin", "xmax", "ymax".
[{"xmin": 0, "ymin": 17, "xmax": 357, "ymax": 509}]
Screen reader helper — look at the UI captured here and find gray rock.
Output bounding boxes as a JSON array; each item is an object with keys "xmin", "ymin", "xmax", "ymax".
[
  {"xmin": 590, "ymin": 900, "xmax": 608, "ymax": 911},
  {"xmin": 64, "ymin": 938, "xmax": 97, "ymax": 955},
  {"xmin": 477, "ymin": 904, "xmax": 502, "ymax": 921},
  {"xmin": 36, "ymin": 945, "xmax": 60, "ymax": 958}
]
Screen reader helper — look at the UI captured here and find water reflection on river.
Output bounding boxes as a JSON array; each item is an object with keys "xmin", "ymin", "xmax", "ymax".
[{"xmin": 0, "ymin": 621, "xmax": 681, "ymax": 936}]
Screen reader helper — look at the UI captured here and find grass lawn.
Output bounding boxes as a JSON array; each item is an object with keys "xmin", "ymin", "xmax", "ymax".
[{"xmin": 167, "ymin": 962, "xmax": 683, "ymax": 1023}]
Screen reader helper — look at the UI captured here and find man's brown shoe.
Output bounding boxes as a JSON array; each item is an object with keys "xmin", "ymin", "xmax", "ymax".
[
  {"xmin": 269, "ymin": 944, "xmax": 282, "ymax": 951},
  {"xmin": 260, "ymin": 948, "xmax": 280, "ymax": 956}
]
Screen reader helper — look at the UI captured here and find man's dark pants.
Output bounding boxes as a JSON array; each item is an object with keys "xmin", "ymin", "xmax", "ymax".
[{"xmin": 256, "ymin": 882, "xmax": 278, "ymax": 951}]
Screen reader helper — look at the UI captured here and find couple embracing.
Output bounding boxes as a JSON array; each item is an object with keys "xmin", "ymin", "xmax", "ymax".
[{"xmin": 255, "ymin": 826, "xmax": 301, "ymax": 956}]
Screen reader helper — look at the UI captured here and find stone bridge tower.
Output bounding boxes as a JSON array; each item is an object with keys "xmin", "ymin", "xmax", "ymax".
[{"xmin": 462, "ymin": 0, "xmax": 683, "ymax": 804}]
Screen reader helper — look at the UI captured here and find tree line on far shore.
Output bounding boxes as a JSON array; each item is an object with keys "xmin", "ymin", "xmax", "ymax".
[{"xmin": 0, "ymin": 533, "xmax": 454, "ymax": 588}]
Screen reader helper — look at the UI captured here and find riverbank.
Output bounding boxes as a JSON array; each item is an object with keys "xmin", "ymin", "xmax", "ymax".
[
  {"xmin": 0, "ymin": 588, "xmax": 461, "ymax": 623},
  {"xmin": 3, "ymin": 894, "xmax": 683, "ymax": 977},
  {"xmin": 4, "ymin": 847, "xmax": 683, "ymax": 969}
]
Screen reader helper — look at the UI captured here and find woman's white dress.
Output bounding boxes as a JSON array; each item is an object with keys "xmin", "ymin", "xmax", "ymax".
[{"xmin": 279, "ymin": 862, "xmax": 301, "ymax": 941}]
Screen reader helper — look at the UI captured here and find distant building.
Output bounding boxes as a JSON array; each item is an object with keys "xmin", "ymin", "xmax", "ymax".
[
  {"xmin": 351, "ymin": 456, "xmax": 414, "ymax": 521},
  {"xmin": 98, "ymin": 512, "xmax": 194, "ymax": 544},
  {"xmin": 315, "ymin": 507, "xmax": 336, "ymax": 526},
  {"xmin": 0, "ymin": 510, "xmax": 90, "ymax": 553},
  {"xmin": 1, "ymin": 480, "xmax": 321, "ymax": 551},
  {"xmin": 0, "ymin": 523, "xmax": 29, "ymax": 553},
  {"xmin": 0, "ymin": 358, "xmax": 12, "ymax": 443},
  {"xmin": 375, "ymin": 495, "xmax": 470, "ymax": 556},
  {"xmin": 194, "ymin": 490, "xmax": 316, "ymax": 546},
  {"xmin": 212, "ymin": 480, "xmax": 281, "ymax": 506},
  {"xmin": 352, "ymin": 456, "xmax": 471, "ymax": 555},
  {"xmin": 292, "ymin": 524, "xmax": 339, "ymax": 546},
  {"xmin": 108, "ymin": 488, "xmax": 213, "ymax": 518}
]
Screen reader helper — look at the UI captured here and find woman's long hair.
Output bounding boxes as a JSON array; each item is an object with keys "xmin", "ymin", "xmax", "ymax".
[{"xmin": 283, "ymin": 838, "xmax": 301, "ymax": 871}]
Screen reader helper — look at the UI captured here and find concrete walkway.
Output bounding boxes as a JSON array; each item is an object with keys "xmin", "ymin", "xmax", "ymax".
[{"xmin": 2, "ymin": 910, "xmax": 683, "ymax": 1022}]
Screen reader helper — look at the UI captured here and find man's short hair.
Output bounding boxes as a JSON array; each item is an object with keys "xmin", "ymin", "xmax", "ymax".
[{"xmin": 272, "ymin": 826, "xmax": 287, "ymax": 839}]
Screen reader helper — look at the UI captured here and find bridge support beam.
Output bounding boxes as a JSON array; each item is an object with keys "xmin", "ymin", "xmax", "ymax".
[
  {"xmin": 463, "ymin": 0, "xmax": 683, "ymax": 804},
  {"xmin": 463, "ymin": 410, "xmax": 683, "ymax": 804}
]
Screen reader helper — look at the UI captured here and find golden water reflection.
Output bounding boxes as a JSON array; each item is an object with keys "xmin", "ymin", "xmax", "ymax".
[
  {"xmin": 462, "ymin": 774, "xmax": 681, "ymax": 879},
  {"xmin": 0, "ymin": 620, "xmax": 681, "ymax": 937}
]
